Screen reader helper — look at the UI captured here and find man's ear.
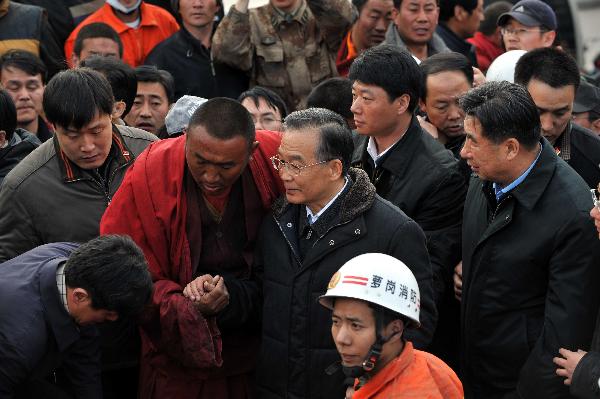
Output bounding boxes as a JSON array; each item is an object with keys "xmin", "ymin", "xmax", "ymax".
[
  {"xmin": 0, "ymin": 130, "xmax": 6, "ymax": 147},
  {"xmin": 541, "ymin": 30, "xmax": 556, "ymax": 47},
  {"xmin": 72, "ymin": 287, "xmax": 91, "ymax": 304},
  {"xmin": 394, "ymin": 94, "xmax": 411, "ymax": 116},
  {"xmin": 504, "ymin": 137, "xmax": 520, "ymax": 161},
  {"xmin": 591, "ymin": 118, "xmax": 600, "ymax": 134},
  {"xmin": 112, "ymin": 100, "xmax": 127, "ymax": 120},
  {"xmin": 388, "ymin": 319, "xmax": 405, "ymax": 341},
  {"xmin": 71, "ymin": 53, "xmax": 80, "ymax": 68}
]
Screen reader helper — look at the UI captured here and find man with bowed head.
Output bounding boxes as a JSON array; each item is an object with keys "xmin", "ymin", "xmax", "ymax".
[{"xmin": 101, "ymin": 97, "xmax": 283, "ymax": 398}]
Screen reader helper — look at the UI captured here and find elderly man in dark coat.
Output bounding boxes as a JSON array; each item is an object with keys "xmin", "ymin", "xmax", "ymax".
[
  {"xmin": 254, "ymin": 108, "xmax": 436, "ymax": 399},
  {"xmin": 459, "ymin": 81, "xmax": 600, "ymax": 399}
]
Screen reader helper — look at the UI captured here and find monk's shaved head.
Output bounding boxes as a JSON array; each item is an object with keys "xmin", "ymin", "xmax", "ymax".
[{"xmin": 188, "ymin": 97, "xmax": 255, "ymax": 148}]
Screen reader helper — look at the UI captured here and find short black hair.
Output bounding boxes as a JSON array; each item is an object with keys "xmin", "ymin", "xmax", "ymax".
[
  {"xmin": 514, "ymin": 47, "xmax": 581, "ymax": 91},
  {"xmin": 307, "ymin": 77, "xmax": 354, "ymax": 120},
  {"xmin": 392, "ymin": 0, "xmax": 438, "ymax": 9},
  {"xmin": 283, "ymin": 108, "xmax": 354, "ymax": 175},
  {"xmin": 188, "ymin": 97, "xmax": 255, "ymax": 147},
  {"xmin": 238, "ymin": 86, "xmax": 288, "ymax": 119},
  {"xmin": 0, "ymin": 89, "xmax": 17, "ymax": 142},
  {"xmin": 73, "ymin": 22, "xmax": 124, "ymax": 58},
  {"xmin": 459, "ymin": 81, "xmax": 540, "ymax": 149},
  {"xmin": 349, "ymin": 44, "xmax": 422, "ymax": 112},
  {"xmin": 0, "ymin": 50, "xmax": 48, "ymax": 84},
  {"xmin": 439, "ymin": 0, "xmax": 479, "ymax": 22},
  {"xmin": 80, "ymin": 56, "xmax": 137, "ymax": 117},
  {"xmin": 43, "ymin": 68, "xmax": 114, "ymax": 129},
  {"xmin": 479, "ymin": 1, "xmax": 512, "ymax": 36},
  {"xmin": 134, "ymin": 65, "xmax": 175, "ymax": 104},
  {"xmin": 420, "ymin": 52, "xmax": 473, "ymax": 101},
  {"xmin": 65, "ymin": 235, "xmax": 153, "ymax": 319}
]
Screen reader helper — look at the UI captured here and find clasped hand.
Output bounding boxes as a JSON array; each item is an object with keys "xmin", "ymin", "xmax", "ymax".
[{"xmin": 183, "ymin": 274, "xmax": 229, "ymax": 316}]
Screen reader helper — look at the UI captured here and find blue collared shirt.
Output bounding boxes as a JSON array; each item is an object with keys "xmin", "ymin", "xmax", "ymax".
[{"xmin": 493, "ymin": 144, "xmax": 542, "ymax": 202}]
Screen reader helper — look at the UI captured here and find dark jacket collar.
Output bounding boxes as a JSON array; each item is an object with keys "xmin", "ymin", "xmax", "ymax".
[
  {"xmin": 273, "ymin": 167, "xmax": 376, "ymax": 224},
  {"xmin": 482, "ymin": 139, "xmax": 556, "ymax": 211},
  {"xmin": 54, "ymin": 124, "xmax": 134, "ymax": 182},
  {"xmin": 436, "ymin": 24, "xmax": 474, "ymax": 56},
  {"xmin": 353, "ymin": 116, "xmax": 423, "ymax": 176}
]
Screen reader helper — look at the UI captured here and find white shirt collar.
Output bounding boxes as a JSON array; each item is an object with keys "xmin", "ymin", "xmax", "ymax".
[
  {"xmin": 306, "ymin": 177, "xmax": 349, "ymax": 225},
  {"xmin": 366, "ymin": 136, "xmax": 399, "ymax": 166}
]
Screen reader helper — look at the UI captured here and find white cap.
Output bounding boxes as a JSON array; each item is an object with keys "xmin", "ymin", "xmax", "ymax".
[
  {"xmin": 165, "ymin": 95, "xmax": 208, "ymax": 136},
  {"xmin": 319, "ymin": 253, "xmax": 420, "ymax": 326},
  {"xmin": 486, "ymin": 50, "xmax": 527, "ymax": 83}
]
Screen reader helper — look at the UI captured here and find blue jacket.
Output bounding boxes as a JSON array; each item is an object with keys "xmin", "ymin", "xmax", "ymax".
[{"xmin": 0, "ymin": 242, "xmax": 101, "ymax": 399}]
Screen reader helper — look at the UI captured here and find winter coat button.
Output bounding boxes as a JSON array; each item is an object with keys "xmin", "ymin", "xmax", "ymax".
[
  {"xmin": 329, "ymin": 240, "xmax": 335, "ymax": 246},
  {"xmin": 287, "ymin": 223, "xmax": 293, "ymax": 228},
  {"xmin": 354, "ymin": 229, "xmax": 361, "ymax": 235}
]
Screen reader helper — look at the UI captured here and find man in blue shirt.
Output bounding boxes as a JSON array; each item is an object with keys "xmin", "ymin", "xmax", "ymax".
[{"xmin": 458, "ymin": 80, "xmax": 600, "ymax": 399}]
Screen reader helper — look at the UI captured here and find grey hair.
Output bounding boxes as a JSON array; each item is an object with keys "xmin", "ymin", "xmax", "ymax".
[{"xmin": 283, "ymin": 108, "xmax": 354, "ymax": 175}]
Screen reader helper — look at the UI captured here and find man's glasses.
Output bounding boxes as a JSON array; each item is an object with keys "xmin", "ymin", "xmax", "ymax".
[
  {"xmin": 270, "ymin": 155, "xmax": 328, "ymax": 176},
  {"xmin": 252, "ymin": 116, "xmax": 282, "ymax": 130},
  {"xmin": 500, "ymin": 27, "xmax": 547, "ymax": 38}
]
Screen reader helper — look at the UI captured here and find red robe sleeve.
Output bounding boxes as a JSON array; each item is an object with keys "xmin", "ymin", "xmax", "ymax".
[{"xmin": 100, "ymin": 137, "xmax": 223, "ymax": 370}]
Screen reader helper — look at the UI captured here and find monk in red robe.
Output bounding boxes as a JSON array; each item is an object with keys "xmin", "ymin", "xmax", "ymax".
[{"xmin": 100, "ymin": 98, "xmax": 283, "ymax": 398}]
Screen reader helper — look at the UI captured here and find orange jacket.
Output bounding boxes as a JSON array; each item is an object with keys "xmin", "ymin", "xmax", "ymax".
[
  {"xmin": 64, "ymin": 2, "xmax": 178, "ymax": 67},
  {"xmin": 353, "ymin": 342, "xmax": 463, "ymax": 399}
]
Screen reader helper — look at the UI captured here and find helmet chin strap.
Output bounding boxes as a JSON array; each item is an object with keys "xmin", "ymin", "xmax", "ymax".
[{"xmin": 341, "ymin": 311, "xmax": 401, "ymax": 387}]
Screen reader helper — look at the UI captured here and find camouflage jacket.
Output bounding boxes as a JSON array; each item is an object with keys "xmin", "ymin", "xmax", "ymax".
[{"xmin": 212, "ymin": 0, "xmax": 353, "ymax": 110}]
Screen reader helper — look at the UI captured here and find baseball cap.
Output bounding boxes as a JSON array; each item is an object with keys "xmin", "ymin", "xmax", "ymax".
[
  {"xmin": 573, "ymin": 81, "xmax": 600, "ymax": 114},
  {"xmin": 165, "ymin": 95, "xmax": 208, "ymax": 136},
  {"xmin": 497, "ymin": 0, "xmax": 557, "ymax": 31}
]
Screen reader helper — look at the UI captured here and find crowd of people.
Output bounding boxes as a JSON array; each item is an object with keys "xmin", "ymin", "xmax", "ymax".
[{"xmin": 1, "ymin": 0, "xmax": 600, "ymax": 398}]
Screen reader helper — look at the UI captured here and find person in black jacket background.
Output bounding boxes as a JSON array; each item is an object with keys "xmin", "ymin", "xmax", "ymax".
[
  {"xmin": 144, "ymin": 0, "xmax": 247, "ymax": 100},
  {"xmin": 515, "ymin": 47, "xmax": 600, "ymax": 189},
  {"xmin": 0, "ymin": 88, "xmax": 40, "ymax": 186}
]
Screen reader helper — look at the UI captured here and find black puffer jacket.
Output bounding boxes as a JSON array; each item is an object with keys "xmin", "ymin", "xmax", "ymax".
[{"xmin": 255, "ymin": 168, "xmax": 436, "ymax": 399}]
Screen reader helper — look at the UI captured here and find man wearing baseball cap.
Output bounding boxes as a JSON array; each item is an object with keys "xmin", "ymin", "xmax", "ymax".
[
  {"xmin": 320, "ymin": 253, "xmax": 463, "ymax": 399},
  {"xmin": 497, "ymin": 0, "xmax": 556, "ymax": 51},
  {"xmin": 572, "ymin": 80, "xmax": 600, "ymax": 135}
]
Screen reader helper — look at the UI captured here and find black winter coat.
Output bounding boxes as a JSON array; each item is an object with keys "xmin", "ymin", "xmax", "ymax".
[
  {"xmin": 254, "ymin": 168, "xmax": 436, "ymax": 399},
  {"xmin": 352, "ymin": 117, "xmax": 467, "ymax": 304},
  {"xmin": 562, "ymin": 122, "xmax": 600, "ymax": 189},
  {"xmin": 461, "ymin": 140, "xmax": 600, "ymax": 399},
  {"xmin": 144, "ymin": 26, "xmax": 248, "ymax": 100}
]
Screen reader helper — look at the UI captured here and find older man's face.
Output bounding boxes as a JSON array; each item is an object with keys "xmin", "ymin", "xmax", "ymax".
[
  {"xmin": 124, "ymin": 82, "xmax": 170, "ymax": 136},
  {"xmin": 276, "ymin": 129, "xmax": 339, "ymax": 211},
  {"xmin": 393, "ymin": 0, "xmax": 439, "ymax": 47}
]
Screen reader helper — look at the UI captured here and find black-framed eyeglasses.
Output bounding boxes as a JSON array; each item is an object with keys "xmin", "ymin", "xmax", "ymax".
[{"xmin": 270, "ymin": 155, "xmax": 328, "ymax": 176}]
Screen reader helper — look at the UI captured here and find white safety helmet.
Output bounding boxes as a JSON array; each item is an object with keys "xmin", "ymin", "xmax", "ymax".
[
  {"xmin": 319, "ymin": 253, "xmax": 420, "ymax": 327},
  {"xmin": 486, "ymin": 50, "xmax": 527, "ymax": 83}
]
